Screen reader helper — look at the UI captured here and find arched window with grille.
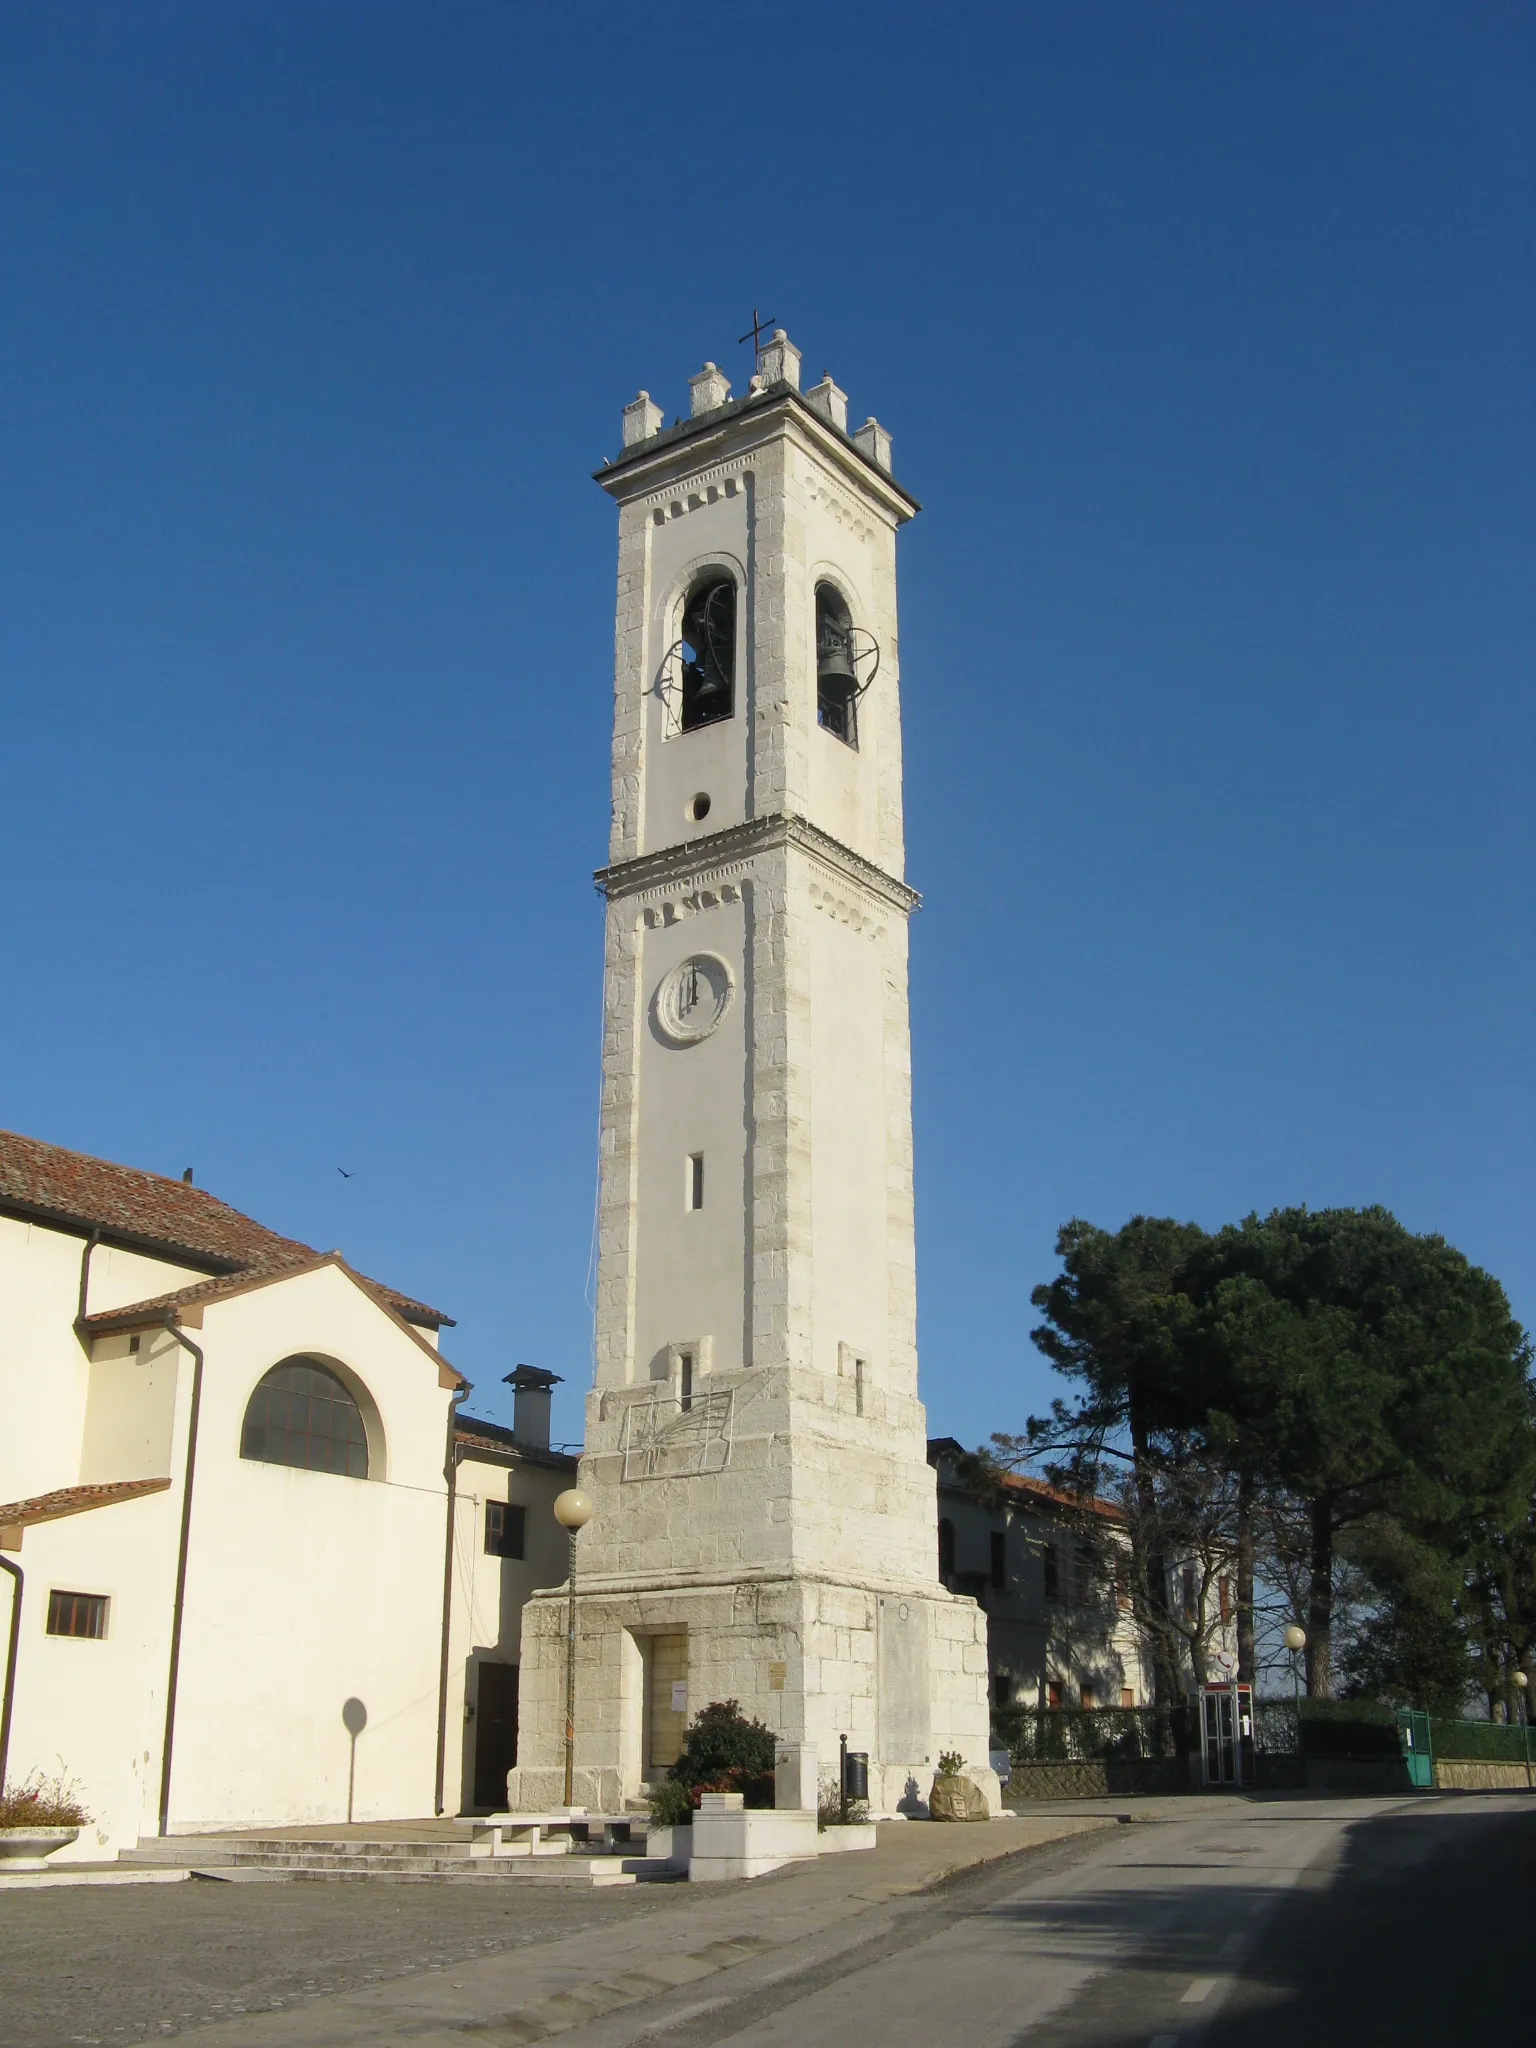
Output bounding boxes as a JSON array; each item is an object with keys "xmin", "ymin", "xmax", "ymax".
[{"xmin": 240, "ymin": 1357, "xmax": 372, "ymax": 1479}]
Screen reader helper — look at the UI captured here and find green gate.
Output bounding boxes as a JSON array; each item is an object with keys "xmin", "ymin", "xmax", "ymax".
[{"xmin": 1396, "ymin": 1707, "xmax": 1433, "ymax": 1788}]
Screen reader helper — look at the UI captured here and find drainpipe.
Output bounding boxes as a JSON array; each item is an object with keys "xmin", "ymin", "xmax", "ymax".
[
  {"xmin": 157, "ymin": 1317, "xmax": 205, "ymax": 1837},
  {"xmin": 74, "ymin": 1228, "xmax": 102, "ymax": 1332},
  {"xmin": 433, "ymin": 1383, "xmax": 467, "ymax": 1817},
  {"xmin": 0, "ymin": 1554, "xmax": 22, "ymax": 1794}
]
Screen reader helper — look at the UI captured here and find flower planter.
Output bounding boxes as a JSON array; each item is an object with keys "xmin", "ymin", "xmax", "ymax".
[{"xmin": 0, "ymin": 1826, "xmax": 80, "ymax": 1873}]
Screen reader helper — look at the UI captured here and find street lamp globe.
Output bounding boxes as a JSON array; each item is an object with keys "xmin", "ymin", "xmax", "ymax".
[
  {"xmin": 1283, "ymin": 1624, "xmax": 1307, "ymax": 1653},
  {"xmin": 553, "ymin": 1488, "xmax": 594, "ymax": 1530},
  {"xmin": 1515, "ymin": 1670, "xmax": 1529, "ymax": 1690}
]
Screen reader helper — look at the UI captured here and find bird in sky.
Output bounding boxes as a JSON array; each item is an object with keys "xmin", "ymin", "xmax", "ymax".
[{"xmin": 337, "ymin": 1167, "xmax": 353, "ymax": 1178}]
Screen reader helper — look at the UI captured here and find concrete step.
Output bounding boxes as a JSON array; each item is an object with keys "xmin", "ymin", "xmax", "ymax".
[{"xmin": 121, "ymin": 1836, "xmax": 673, "ymax": 1886}]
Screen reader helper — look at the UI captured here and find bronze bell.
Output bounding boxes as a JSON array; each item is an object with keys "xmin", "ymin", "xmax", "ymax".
[{"xmin": 817, "ymin": 619, "xmax": 857, "ymax": 693}]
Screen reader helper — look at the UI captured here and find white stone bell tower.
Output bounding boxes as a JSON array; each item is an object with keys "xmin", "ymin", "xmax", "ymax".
[{"xmin": 506, "ymin": 334, "xmax": 992, "ymax": 1814}]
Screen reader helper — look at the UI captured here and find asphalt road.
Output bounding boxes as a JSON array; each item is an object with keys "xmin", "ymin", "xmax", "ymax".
[
  {"xmin": 631, "ymin": 1793, "xmax": 1536, "ymax": 2048},
  {"xmin": 3, "ymin": 1797, "xmax": 1531, "ymax": 2047}
]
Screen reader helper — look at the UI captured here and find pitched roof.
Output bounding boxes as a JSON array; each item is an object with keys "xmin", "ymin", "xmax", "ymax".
[
  {"xmin": 928, "ymin": 1437, "xmax": 1125, "ymax": 1525},
  {"xmin": 0, "ymin": 1128, "xmax": 451, "ymax": 1329},
  {"xmin": 1000, "ymin": 1469, "xmax": 1126, "ymax": 1525},
  {"xmin": 0, "ymin": 1478, "xmax": 172, "ymax": 1534},
  {"xmin": 454, "ymin": 1416, "xmax": 578, "ymax": 1473}
]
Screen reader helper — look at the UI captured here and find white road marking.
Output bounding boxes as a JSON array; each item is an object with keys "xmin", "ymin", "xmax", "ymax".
[{"xmin": 1181, "ymin": 1977, "xmax": 1223, "ymax": 2003}]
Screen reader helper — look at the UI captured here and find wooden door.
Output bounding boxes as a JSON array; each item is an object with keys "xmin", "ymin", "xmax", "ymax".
[
  {"xmin": 646, "ymin": 1632, "xmax": 688, "ymax": 1775},
  {"xmin": 473, "ymin": 1662, "xmax": 519, "ymax": 1811}
]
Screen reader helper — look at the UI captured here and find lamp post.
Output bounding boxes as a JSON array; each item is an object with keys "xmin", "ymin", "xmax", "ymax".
[
  {"xmin": 553, "ymin": 1488, "xmax": 594, "ymax": 1810},
  {"xmin": 1283, "ymin": 1624, "xmax": 1307, "ymax": 1711},
  {"xmin": 1515, "ymin": 1668, "xmax": 1531, "ymax": 1792}
]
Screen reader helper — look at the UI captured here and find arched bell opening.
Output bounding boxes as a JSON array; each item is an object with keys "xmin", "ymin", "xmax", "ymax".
[
  {"xmin": 678, "ymin": 575, "xmax": 736, "ymax": 732},
  {"xmin": 815, "ymin": 582, "xmax": 860, "ymax": 748}
]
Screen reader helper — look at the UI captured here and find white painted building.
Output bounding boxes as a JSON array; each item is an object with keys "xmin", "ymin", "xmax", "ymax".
[
  {"xmin": 507, "ymin": 336, "xmax": 995, "ymax": 1815},
  {"xmin": 929, "ymin": 1440, "xmax": 1241, "ymax": 1714},
  {"xmin": 0, "ymin": 1130, "xmax": 572, "ymax": 1856},
  {"xmin": 929, "ymin": 1440, "xmax": 1159, "ymax": 1711}
]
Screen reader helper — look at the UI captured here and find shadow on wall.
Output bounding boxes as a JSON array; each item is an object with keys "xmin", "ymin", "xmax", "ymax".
[{"xmin": 342, "ymin": 1697, "xmax": 367, "ymax": 1824}]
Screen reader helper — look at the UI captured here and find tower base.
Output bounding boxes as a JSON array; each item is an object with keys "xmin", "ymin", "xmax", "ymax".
[{"xmin": 503, "ymin": 1573, "xmax": 997, "ymax": 1818}]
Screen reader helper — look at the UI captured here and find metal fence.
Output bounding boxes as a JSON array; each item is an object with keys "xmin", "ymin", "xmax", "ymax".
[{"xmin": 996, "ymin": 1704, "xmax": 1191, "ymax": 1764}]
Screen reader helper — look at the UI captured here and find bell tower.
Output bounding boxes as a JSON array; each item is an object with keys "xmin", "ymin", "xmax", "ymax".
[{"xmin": 506, "ymin": 334, "xmax": 993, "ymax": 1814}]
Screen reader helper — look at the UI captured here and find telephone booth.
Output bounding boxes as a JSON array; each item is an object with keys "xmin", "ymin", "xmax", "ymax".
[{"xmin": 1200, "ymin": 1682, "xmax": 1255, "ymax": 1787}]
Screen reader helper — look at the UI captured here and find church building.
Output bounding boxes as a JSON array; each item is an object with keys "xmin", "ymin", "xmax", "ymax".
[
  {"xmin": 507, "ymin": 334, "xmax": 996, "ymax": 1814},
  {"xmin": 0, "ymin": 1129, "xmax": 572, "ymax": 1857}
]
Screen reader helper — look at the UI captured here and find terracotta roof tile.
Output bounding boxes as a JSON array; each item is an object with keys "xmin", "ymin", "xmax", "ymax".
[
  {"xmin": 0, "ymin": 1478, "xmax": 172, "ymax": 1530},
  {"xmin": 1000, "ymin": 1470, "xmax": 1126, "ymax": 1524},
  {"xmin": 0, "ymin": 1128, "xmax": 450, "ymax": 1328}
]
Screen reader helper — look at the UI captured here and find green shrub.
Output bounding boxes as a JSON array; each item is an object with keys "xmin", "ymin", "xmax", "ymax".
[
  {"xmin": 646, "ymin": 1778, "xmax": 695, "ymax": 1827},
  {"xmin": 935, "ymin": 1751, "xmax": 965, "ymax": 1777},
  {"xmin": 668, "ymin": 1700, "xmax": 777, "ymax": 1808},
  {"xmin": 1430, "ymin": 1718, "xmax": 1535, "ymax": 1764}
]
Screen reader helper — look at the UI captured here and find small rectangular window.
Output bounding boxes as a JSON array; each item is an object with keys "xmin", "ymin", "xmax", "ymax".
[
  {"xmin": 47, "ymin": 1590, "xmax": 108, "ymax": 1639},
  {"xmin": 678, "ymin": 1349, "xmax": 694, "ymax": 1413},
  {"xmin": 1080, "ymin": 1684, "xmax": 1095, "ymax": 1709},
  {"xmin": 990, "ymin": 1530, "xmax": 1006, "ymax": 1591},
  {"xmin": 686, "ymin": 1153, "xmax": 704, "ymax": 1211},
  {"xmin": 1120, "ymin": 1688, "xmax": 1136, "ymax": 1708},
  {"xmin": 854, "ymin": 1357, "xmax": 866, "ymax": 1417},
  {"xmin": 485, "ymin": 1502, "xmax": 527, "ymax": 1560},
  {"xmin": 1046, "ymin": 1680, "xmax": 1063, "ymax": 1710},
  {"xmin": 1042, "ymin": 1543, "xmax": 1060, "ymax": 1602}
]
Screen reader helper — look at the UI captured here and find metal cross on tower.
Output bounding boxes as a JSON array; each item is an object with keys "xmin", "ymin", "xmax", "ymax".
[{"xmin": 737, "ymin": 307, "xmax": 777, "ymax": 374}]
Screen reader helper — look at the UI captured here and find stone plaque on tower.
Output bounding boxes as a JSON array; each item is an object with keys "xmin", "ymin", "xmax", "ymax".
[{"xmin": 504, "ymin": 335, "xmax": 994, "ymax": 1816}]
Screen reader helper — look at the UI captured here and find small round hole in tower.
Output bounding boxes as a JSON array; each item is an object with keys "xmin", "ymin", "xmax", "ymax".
[{"xmin": 688, "ymin": 793, "xmax": 711, "ymax": 823}]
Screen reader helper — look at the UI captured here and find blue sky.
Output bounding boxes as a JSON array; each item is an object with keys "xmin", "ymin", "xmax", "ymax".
[{"xmin": 3, "ymin": 2, "xmax": 1531, "ymax": 1452}]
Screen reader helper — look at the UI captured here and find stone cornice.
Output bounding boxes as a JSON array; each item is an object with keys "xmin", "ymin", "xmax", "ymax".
[
  {"xmin": 594, "ymin": 386, "xmax": 919, "ymax": 527},
  {"xmin": 594, "ymin": 813, "xmax": 921, "ymax": 916},
  {"xmin": 557, "ymin": 1565, "xmax": 974, "ymax": 1605}
]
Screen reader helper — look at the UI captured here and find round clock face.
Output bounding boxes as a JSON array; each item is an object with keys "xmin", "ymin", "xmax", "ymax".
[{"xmin": 654, "ymin": 953, "xmax": 734, "ymax": 1046}]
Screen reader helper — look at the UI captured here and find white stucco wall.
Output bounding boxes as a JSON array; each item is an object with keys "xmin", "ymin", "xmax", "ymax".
[
  {"xmin": 444, "ymin": 1446, "xmax": 574, "ymax": 1812},
  {"xmin": 2, "ymin": 1235, "xmax": 459, "ymax": 1856},
  {"xmin": 0, "ymin": 1216, "xmax": 204, "ymax": 1504}
]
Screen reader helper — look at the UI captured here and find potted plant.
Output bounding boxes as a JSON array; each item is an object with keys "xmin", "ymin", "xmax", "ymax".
[
  {"xmin": 0, "ymin": 1772, "xmax": 89, "ymax": 1872},
  {"xmin": 928, "ymin": 1750, "xmax": 988, "ymax": 1822}
]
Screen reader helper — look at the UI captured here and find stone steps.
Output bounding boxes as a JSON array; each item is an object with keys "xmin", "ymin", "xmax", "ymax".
[{"xmin": 117, "ymin": 1834, "xmax": 672, "ymax": 1886}]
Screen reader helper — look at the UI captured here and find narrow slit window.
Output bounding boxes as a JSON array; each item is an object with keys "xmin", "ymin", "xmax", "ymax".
[
  {"xmin": 854, "ymin": 1357, "xmax": 866, "ymax": 1416},
  {"xmin": 990, "ymin": 1530, "xmax": 1006, "ymax": 1590},
  {"xmin": 686, "ymin": 1153, "xmax": 704, "ymax": 1211},
  {"xmin": 678, "ymin": 1348, "xmax": 694, "ymax": 1413}
]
